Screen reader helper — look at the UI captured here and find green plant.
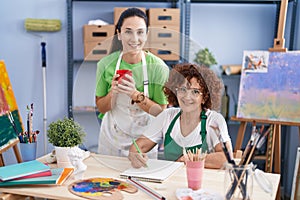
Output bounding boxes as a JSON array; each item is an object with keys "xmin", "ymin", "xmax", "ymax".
[
  {"xmin": 194, "ymin": 48, "xmax": 218, "ymax": 67},
  {"xmin": 47, "ymin": 117, "xmax": 86, "ymax": 147}
]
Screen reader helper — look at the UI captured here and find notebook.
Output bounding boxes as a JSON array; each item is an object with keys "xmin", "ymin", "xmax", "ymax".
[
  {"xmin": 120, "ymin": 159, "xmax": 184, "ymax": 183},
  {"xmin": 12, "ymin": 170, "xmax": 52, "ymax": 181},
  {"xmin": 0, "ymin": 160, "xmax": 50, "ymax": 181},
  {"xmin": 0, "ymin": 168, "xmax": 74, "ymax": 186}
]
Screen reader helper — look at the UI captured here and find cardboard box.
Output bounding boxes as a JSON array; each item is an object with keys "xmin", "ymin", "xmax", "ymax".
[
  {"xmin": 114, "ymin": 7, "xmax": 146, "ymax": 25},
  {"xmin": 83, "ymin": 25, "xmax": 115, "ymax": 42},
  {"xmin": 148, "ymin": 8, "xmax": 180, "ymax": 26},
  {"xmin": 147, "ymin": 42, "xmax": 180, "ymax": 61},
  {"xmin": 148, "ymin": 26, "xmax": 180, "ymax": 43},
  {"xmin": 84, "ymin": 41, "xmax": 111, "ymax": 61}
]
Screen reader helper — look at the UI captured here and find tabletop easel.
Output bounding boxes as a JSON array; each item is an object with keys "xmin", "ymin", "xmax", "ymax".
[{"xmin": 0, "ymin": 139, "xmax": 23, "ymax": 167}]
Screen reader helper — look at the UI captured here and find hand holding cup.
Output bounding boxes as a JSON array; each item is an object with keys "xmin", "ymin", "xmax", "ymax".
[
  {"xmin": 116, "ymin": 69, "xmax": 132, "ymax": 83},
  {"xmin": 116, "ymin": 69, "xmax": 137, "ymax": 97}
]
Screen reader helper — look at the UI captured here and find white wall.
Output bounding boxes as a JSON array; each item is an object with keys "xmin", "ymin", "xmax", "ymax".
[
  {"xmin": 0, "ymin": 0, "xmax": 67, "ymax": 163},
  {"xmin": 189, "ymin": 3, "xmax": 276, "ymax": 64}
]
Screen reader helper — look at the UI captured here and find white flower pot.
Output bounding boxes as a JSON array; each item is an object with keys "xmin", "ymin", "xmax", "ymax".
[{"xmin": 55, "ymin": 146, "xmax": 77, "ymax": 168}]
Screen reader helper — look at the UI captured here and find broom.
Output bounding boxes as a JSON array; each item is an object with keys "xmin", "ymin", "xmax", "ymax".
[{"xmin": 24, "ymin": 18, "xmax": 61, "ymax": 155}]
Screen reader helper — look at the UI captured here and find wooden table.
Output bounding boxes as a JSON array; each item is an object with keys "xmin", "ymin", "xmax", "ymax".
[{"xmin": 0, "ymin": 154, "xmax": 280, "ymax": 200}]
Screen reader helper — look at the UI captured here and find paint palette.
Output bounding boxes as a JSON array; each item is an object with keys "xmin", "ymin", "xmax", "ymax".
[{"xmin": 68, "ymin": 177, "xmax": 138, "ymax": 200}]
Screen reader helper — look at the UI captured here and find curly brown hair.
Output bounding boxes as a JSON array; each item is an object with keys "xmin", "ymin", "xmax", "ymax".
[{"xmin": 164, "ymin": 63, "xmax": 223, "ymax": 111}]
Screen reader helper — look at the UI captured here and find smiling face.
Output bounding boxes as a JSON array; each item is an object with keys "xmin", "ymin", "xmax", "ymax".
[
  {"xmin": 118, "ymin": 16, "xmax": 148, "ymax": 55},
  {"xmin": 176, "ymin": 77, "xmax": 204, "ymax": 113}
]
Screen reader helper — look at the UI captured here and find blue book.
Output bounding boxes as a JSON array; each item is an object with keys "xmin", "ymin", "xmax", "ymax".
[
  {"xmin": 0, "ymin": 168, "xmax": 74, "ymax": 186},
  {"xmin": 0, "ymin": 160, "xmax": 50, "ymax": 181}
]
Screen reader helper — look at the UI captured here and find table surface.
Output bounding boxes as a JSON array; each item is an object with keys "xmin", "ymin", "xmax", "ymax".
[{"xmin": 0, "ymin": 153, "xmax": 280, "ymax": 200}]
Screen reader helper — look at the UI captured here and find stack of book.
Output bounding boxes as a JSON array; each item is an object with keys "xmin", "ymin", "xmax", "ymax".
[{"xmin": 0, "ymin": 160, "xmax": 73, "ymax": 186}]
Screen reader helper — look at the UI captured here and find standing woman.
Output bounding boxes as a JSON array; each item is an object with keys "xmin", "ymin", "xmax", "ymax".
[{"xmin": 95, "ymin": 8, "xmax": 169, "ymax": 157}]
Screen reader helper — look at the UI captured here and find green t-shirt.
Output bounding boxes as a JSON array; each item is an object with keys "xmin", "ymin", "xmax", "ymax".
[{"xmin": 95, "ymin": 51, "xmax": 169, "ymax": 118}]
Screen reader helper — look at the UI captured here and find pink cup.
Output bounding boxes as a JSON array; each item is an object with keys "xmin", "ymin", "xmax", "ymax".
[
  {"xmin": 186, "ymin": 160, "xmax": 205, "ymax": 190},
  {"xmin": 116, "ymin": 69, "xmax": 132, "ymax": 82}
]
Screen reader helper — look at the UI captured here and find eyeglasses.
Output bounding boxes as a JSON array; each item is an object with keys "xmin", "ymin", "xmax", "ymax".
[{"xmin": 175, "ymin": 87, "xmax": 203, "ymax": 97}]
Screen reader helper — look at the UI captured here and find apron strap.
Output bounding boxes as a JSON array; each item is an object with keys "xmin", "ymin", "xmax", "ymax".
[
  {"xmin": 164, "ymin": 110, "xmax": 182, "ymax": 147},
  {"xmin": 115, "ymin": 51, "xmax": 123, "ymax": 71},
  {"xmin": 164, "ymin": 110, "xmax": 208, "ymax": 156},
  {"xmin": 141, "ymin": 52, "xmax": 149, "ymax": 97},
  {"xmin": 200, "ymin": 110, "xmax": 208, "ymax": 152}
]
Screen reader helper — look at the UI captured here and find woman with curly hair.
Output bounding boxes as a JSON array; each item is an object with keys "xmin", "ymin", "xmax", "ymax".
[{"xmin": 128, "ymin": 63, "xmax": 233, "ymax": 169}]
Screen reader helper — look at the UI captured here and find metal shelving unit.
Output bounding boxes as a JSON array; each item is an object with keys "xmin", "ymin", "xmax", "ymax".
[{"xmin": 182, "ymin": 0, "xmax": 298, "ymax": 61}]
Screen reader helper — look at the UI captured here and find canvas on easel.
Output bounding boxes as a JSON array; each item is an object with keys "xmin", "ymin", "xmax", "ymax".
[
  {"xmin": 237, "ymin": 51, "xmax": 300, "ymax": 123},
  {"xmin": 0, "ymin": 60, "xmax": 23, "ymax": 165}
]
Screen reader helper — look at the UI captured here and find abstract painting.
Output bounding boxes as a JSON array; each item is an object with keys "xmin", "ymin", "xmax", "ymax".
[
  {"xmin": 237, "ymin": 51, "xmax": 300, "ymax": 123},
  {"xmin": 0, "ymin": 60, "xmax": 23, "ymax": 150}
]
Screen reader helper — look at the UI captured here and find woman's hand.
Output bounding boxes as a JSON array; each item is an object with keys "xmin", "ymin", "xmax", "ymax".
[
  {"xmin": 176, "ymin": 155, "xmax": 186, "ymax": 163},
  {"xmin": 96, "ymin": 74, "xmax": 119, "ymax": 113},
  {"xmin": 111, "ymin": 74, "xmax": 120, "ymax": 95},
  {"xmin": 117, "ymin": 74, "xmax": 137, "ymax": 98},
  {"xmin": 128, "ymin": 151, "xmax": 148, "ymax": 168}
]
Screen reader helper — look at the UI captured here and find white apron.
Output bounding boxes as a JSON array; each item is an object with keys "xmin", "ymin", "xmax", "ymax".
[{"xmin": 98, "ymin": 51, "xmax": 157, "ymax": 157}]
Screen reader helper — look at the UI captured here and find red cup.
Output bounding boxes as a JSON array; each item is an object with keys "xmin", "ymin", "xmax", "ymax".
[
  {"xmin": 116, "ymin": 69, "xmax": 132, "ymax": 82},
  {"xmin": 186, "ymin": 160, "xmax": 205, "ymax": 190}
]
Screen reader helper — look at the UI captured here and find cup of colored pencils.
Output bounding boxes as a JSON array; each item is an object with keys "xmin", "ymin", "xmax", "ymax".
[{"xmin": 184, "ymin": 148, "xmax": 206, "ymax": 190}]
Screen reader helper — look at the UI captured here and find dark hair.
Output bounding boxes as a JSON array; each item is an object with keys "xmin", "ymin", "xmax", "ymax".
[
  {"xmin": 164, "ymin": 63, "xmax": 223, "ymax": 111},
  {"xmin": 110, "ymin": 8, "xmax": 148, "ymax": 53}
]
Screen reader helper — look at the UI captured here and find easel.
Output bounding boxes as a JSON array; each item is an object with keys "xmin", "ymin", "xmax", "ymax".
[
  {"xmin": 0, "ymin": 60, "xmax": 24, "ymax": 166},
  {"xmin": 269, "ymin": 0, "xmax": 288, "ymax": 52},
  {"xmin": 231, "ymin": 117, "xmax": 300, "ymax": 200},
  {"xmin": 0, "ymin": 139, "xmax": 23, "ymax": 167},
  {"xmin": 232, "ymin": 0, "xmax": 295, "ymax": 171},
  {"xmin": 232, "ymin": 1, "xmax": 297, "ymax": 199},
  {"xmin": 231, "ymin": 117, "xmax": 300, "ymax": 172}
]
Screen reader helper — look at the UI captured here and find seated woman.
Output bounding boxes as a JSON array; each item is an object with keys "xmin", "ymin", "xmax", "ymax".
[{"xmin": 128, "ymin": 63, "xmax": 233, "ymax": 169}]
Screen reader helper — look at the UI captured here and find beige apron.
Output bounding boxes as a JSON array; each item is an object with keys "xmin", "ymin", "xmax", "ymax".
[{"xmin": 98, "ymin": 51, "xmax": 155, "ymax": 157}]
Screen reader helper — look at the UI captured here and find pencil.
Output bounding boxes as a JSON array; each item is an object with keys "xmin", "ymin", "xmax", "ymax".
[
  {"xmin": 128, "ymin": 176, "xmax": 165, "ymax": 200},
  {"xmin": 132, "ymin": 139, "xmax": 148, "ymax": 168}
]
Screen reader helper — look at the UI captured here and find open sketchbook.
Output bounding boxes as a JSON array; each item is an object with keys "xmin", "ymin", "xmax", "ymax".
[
  {"xmin": 0, "ymin": 168, "xmax": 74, "ymax": 186},
  {"xmin": 120, "ymin": 159, "xmax": 184, "ymax": 183}
]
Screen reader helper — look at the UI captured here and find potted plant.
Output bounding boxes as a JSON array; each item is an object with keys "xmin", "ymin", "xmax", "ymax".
[
  {"xmin": 194, "ymin": 48, "xmax": 218, "ymax": 68},
  {"xmin": 47, "ymin": 117, "xmax": 86, "ymax": 168},
  {"xmin": 194, "ymin": 47, "xmax": 223, "ymax": 77}
]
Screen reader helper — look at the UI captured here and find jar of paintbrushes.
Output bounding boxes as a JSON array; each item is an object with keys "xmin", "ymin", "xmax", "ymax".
[{"xmin": 19, "ymin": 104, "xmax": 39, "ymax": 161}]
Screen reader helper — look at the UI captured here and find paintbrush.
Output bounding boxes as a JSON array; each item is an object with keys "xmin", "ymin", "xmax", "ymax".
[{"xmin": 7, "ymin": 111, "xmax": 18, "ymax": 135}]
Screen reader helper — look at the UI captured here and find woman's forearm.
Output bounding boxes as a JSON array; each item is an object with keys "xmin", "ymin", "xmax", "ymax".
[
  {"xmin": 135, "ymin": 95, "xmax": 167, "ymax": 117},
  {"xmin": 95, "ymin": 91, "xmax": 116, "ymax": 114},
  {"xmin": 204, "ymin": 152, "xmax": 227, "ymax": 169}
]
